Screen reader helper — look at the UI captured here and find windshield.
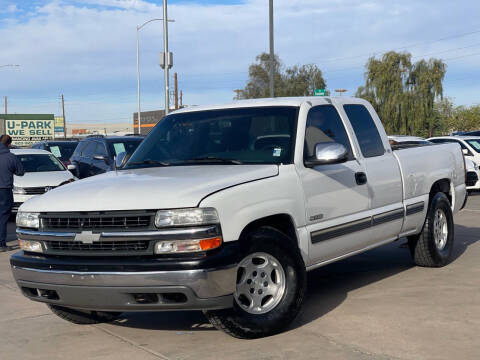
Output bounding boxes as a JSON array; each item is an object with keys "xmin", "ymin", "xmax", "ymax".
[
  {"xmin": 466, "ymin": 140, "xmax": 480, "ymax": 152},
  {"xmin": 17, "ymin": 154, "xmax": 66, "ymax": 172},
  {"xmin": 45, "ymin": 143, "xmax": 78, "ymax": 161},
  {"xmin": 108, "ymin": 139, "xmax": 143, "ymax": 157},
  {"xmin": 124, "ymin": 106, "xmax": 298, "ymax": 169}
]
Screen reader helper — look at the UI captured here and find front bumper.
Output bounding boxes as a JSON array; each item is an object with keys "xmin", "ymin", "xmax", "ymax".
[
  {"xmin": 10, "ymin": 241, "xmax": 241, "ymax": 312},
  {"xmin": 12, "ymin": 265, "xmax": 235, "ymax": 311}
]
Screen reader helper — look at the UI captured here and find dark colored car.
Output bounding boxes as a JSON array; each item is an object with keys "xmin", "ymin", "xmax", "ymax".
[
  {"xmin": 32, "ymin": 141, "xmax": 79, "ymax": 167},
  {"xmin": 462, "ymin": 130, "xmax": 480, "ymax": 136},
  {"xmin": 70, "ymin": 136, "xmax": 143, "ymax": 179}
]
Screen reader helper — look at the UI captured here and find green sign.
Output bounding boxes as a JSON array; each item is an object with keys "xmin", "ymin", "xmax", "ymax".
[{"xmin": 314, "ymin": 89, "xmax": 327, "ymax": 96}]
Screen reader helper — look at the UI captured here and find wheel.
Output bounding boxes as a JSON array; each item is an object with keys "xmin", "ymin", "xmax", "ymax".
[
  {"xmin": 408, "ymin": 192, "xmax": 454, "ymax": 267},
  {"xmin": 204, "ymin": 226, "xmax": 306, "ymax": 339},
  {"xmin": 47, "ymin": 304, "xmax": 121, "ymax": 325}
]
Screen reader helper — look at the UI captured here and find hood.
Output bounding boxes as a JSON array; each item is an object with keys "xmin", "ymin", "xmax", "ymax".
[
  {"xmin": 20, "ymin": 165, "xmax": 278, "ymax": 212},
  {"xmin": 14, "ymin": 171, "xmax": 74, "ymax": 188}
]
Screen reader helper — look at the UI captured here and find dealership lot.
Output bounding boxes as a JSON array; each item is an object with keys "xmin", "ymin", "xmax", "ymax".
[{"xmin": 1, "ymin": 196, "xmax": 479, "ymax": 360}]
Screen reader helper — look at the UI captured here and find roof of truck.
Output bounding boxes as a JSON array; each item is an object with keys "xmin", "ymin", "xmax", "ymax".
[{"xmin": 169, "ymin": 96, "xmax": 367, "ymax": 115}]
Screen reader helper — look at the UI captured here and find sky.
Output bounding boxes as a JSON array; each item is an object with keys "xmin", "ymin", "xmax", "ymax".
[{"xmin": 1, "ymin": 0, "xmax": 480, "ymax": 123}]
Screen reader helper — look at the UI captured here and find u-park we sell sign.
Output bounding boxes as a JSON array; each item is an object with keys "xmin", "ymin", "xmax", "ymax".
[{"xmin": 3, "ymin": 114, "xmax": 55, "ymax": 147}]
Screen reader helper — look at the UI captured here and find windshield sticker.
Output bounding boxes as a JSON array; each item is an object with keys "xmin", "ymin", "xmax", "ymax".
[
  {"xmin": 273, "ymin": 147, "xmax": 282, "ymax": 157},
  {"xmin": 49, "ymin": 146, "xmax": 61, "ymax": 157},
  {"xmin": 113, "ymin": 143, "xmax": 126, "ymax": 155}
]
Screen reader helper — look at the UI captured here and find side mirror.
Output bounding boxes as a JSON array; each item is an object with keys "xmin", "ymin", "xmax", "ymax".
[
  {"xmin": 114, "ymin": 152, "xmax": 130, "ymax": 169},
  {"xmin": 462, "ymin": 149, "xmax": 471, "ymax": 156},
  {"xmin": 67, "ymin": 164, "xmax": 77, "ymax": 171},
  {"xmin": 93, "ymin": 155, "xmax": 110, "ymax": 163},
  {"xmin": 305, "ymin": 142, "xmax": 348, "ymax": 167}
]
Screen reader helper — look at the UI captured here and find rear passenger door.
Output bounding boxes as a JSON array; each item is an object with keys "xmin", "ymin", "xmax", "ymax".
[
  {"xmin": 343, "ymin": 104, "xmax": 403, "ymax": 245},
  {"xmin": 298, "ymin": 105, "xmax": 371, "ymax": 265}
]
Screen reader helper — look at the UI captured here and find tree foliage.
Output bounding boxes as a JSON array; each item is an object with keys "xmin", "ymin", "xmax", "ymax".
[
  {"xmin": 356, "ymin": 51, "xmax": 446, "ymax": 137},
  {"xmin": 235, "ymin": 53, "xmax": 326, "ymax": 99}
]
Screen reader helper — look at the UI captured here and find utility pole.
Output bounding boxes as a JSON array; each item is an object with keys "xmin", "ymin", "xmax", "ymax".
[
  {"xmin": 4, "ymin": 96, "xmax": 6, "ymax": 114},
  {"xmin": 180, "ymin": 90, "xmax": 183, "ymax": 108},
  {"xmin": 174, "ymin": 72, "xmax": 178, "ymax": 110},
  {"xmin": 163, "ymin": 0, "xmax": 170, "ymax": 115},
  {"xmin": 268, "ymin": 0, "xmax": 274, "ymax": 98},
  {"xmin": 61, "ymin": 94, "xmax": 66, "ymax": 139}
]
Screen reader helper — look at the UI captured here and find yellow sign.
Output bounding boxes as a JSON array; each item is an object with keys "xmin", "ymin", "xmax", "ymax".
[{"xmin": 55, "ymin": 116, "xmax": 64, "ymax": 128}]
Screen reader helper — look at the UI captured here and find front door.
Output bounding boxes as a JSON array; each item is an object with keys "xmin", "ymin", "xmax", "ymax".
[{"xmin": 297, "ymin": 105, "xmax": 371, "ymax": 266}]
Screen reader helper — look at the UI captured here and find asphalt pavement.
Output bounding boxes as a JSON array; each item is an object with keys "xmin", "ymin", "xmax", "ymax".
[{"xmin": 1, "ymin": 196, "xmax": 479, "ymax": 360}]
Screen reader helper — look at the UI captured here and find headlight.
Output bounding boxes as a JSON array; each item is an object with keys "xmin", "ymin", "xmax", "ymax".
[
  {"xmin": 13, "ymin": 186, "xmax": 26, "ymax": 194},
  {"xmin": 154, "ymin": 237, "xmax": 222, "ymax": 254},
  {"xmin": 155, "ymin": 208, "xmax": 219, "ymax": 227},
  {"xmin": 16, "ymin": 212, "xmax": 40, "ymax": 229},
  {"xmin": 18, "ymin": 239, "xmax": 43, "ymax": 253}
]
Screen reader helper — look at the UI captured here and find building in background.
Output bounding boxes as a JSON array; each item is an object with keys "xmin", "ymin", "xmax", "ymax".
[
  {"xmin": 133, "ymin": 110, "xmax": 165, "ymax": 135},
  {"xmin": 0, "ymin": 114, "xmax": 55, "ymax": 146},
  {"xmin": 68, "ymin": 123, "xmax": 133, "ymax": 137}
]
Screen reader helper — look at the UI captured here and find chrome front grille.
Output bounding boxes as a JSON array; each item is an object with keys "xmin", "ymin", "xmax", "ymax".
[{"xmin": 41, "ymin": 212, "xmax": 154, "ymax": 231}]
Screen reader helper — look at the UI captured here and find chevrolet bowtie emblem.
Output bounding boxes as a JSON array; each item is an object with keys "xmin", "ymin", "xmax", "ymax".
[{"xmin": 74, "ymin": 231, "xmax": 101, "ymax": 244}]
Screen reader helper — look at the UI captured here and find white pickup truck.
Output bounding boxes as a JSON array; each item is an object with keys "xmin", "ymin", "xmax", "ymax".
[{"xmin": 11, "ymin": 97, "xmax": 467, "ymax": 339}]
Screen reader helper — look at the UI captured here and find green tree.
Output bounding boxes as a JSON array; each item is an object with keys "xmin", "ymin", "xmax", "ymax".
[
  {"xmin": 356, "ymin": 51, "xmax": 446, "ymax": 136},
  {"xmin": 235, "ymin": 53, "xmax": 326, "ymax": 99}
]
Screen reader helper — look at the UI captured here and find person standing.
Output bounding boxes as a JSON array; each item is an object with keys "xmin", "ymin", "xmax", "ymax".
[{"xmin": 0, "ymin": 135, "xmax": 25, "ymax": 252}]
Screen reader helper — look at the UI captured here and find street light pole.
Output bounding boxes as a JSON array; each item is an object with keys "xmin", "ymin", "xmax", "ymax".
[
  {"xmin": 136, "ymin": 18, "xmax": 173, "ymax": 135},
  {"xmin": 163, "ymin": 0, "xmax": 170, "ymax": 115},
  {"xmin": 269, "ymin": 0, "xmax": 274, "ymax": 98},
  {"xmin": 136, "ymin": 27, "xmax": 141, "ymax": 135}
]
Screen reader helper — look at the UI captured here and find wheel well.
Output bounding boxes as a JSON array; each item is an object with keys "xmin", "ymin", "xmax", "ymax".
[
  {"xmin": 238, "ymin": 214, "xmax": 298, "ymax": 247},
  {"xmin": 429, "ymin": 179, "xmax": 451, "ymax": 205}
]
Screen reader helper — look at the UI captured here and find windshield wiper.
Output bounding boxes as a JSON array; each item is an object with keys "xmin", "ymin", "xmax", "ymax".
[
  {"xmin": 189, "ymin": 156, "xmax": 244, "ymax": 165},
  {"xmin": 127, "ymin": 159, "xmax": 170, "ymax": 167}
]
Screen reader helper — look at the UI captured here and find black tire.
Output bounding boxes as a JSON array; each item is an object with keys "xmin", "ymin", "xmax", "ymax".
[
  {"xmin": 204, "ymin": 226, "xmax": 306, "ymax": 339},
  {"xmin": 48, "ymin": 304, "xmax": 121, "ymax": 325},
  {"xmin": 408, "ymin": 192, "xmax": 454, "ymax": 267}
]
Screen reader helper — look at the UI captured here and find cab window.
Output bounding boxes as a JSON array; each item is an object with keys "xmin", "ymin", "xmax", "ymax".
[
  {"xmin": 304, "ymin": 105, "xmax": 353, "ymax": 160},
  {"xmin": 344, "ymin": 105, "xmax": 385, "ymax": 158}
]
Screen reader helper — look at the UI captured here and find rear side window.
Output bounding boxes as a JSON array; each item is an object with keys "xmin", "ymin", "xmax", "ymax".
[
  {"xmin": 344, "ymin": 105, "xmax": 385, "ymax": 158},
  {"xmin": 304, "ymin": 105, "xmax": 353, "ymax": 160}
]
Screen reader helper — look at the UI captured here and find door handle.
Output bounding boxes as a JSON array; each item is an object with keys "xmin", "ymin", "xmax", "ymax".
[{"xmin": 355, "ymin": 172, "xmax": 367, "ymax": 185}]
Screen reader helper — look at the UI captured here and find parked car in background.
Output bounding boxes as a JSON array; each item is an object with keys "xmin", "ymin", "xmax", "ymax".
[
  {"xmin": 465, "ymin": 158, "xmax": 480, "ymax": 191},
  {"xmin": 461, "ymin": 130, "xmax": 480, "ymax": 136},
  {"xmin": 69, "ymin": 135, "xmax": 143, "ymax": 179},
  {"xmin": 428, "ymin": 136, "xmax": 480, "ymax": 167},
  {"xmin": 31, "ymin": 140, "xmax": 79, "ymax": 167},
  {"xmin": 11, "ymin": 149, "xmax": 75, "ymax": 212}
]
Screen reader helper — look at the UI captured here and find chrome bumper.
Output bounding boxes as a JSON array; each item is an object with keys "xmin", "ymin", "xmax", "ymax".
[{"xmin": 11, "ymin": 264, "xmax": 236, "ymax": 311}]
